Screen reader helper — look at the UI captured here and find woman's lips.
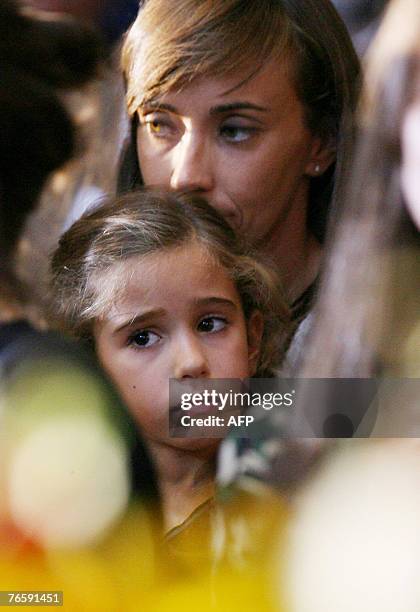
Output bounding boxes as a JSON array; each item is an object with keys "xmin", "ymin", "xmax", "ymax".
[{"xmin": 204, "ymin": 197, "xmax": 243, "ymax": 231}]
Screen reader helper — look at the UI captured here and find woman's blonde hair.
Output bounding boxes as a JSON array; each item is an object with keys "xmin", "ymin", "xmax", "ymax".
[{"xmin": 51, "ymin": 190, "xmax": 290, "ymax": 376}]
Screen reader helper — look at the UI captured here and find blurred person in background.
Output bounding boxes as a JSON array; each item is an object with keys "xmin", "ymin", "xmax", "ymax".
[
  {"xmin": 23, "ymin": 0, "xmax": 139, "ymax": 46},
  {"xmin": 0, "ymin": 2, "xmax": 159, "ymax": 606},
  {"xmin": 301, "ymin": 0, "xmax": 420, "ymax": 379},
  {"xmin": 0, "ymin": 0, "xmax": 100, "ymax": 324},
  {"xmin": 15, "ymin": 0, "xmax": 139, "ymax": 313},
  {"xmin": 332, "ymin": 0, "xmax": 390, "ymax": 55}
]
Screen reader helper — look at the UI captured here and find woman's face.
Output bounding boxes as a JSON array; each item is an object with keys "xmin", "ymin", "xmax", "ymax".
[
  {"xmin": 401, "ymin": 98, "xmax": 420, "ymax": 230},
  {"xmin": 136, "ymin": 56, "xmax": 333, "ymax": 246}
]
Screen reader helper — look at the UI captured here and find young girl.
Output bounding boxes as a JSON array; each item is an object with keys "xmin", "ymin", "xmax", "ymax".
[{"xmin": 51, "ymin": 190, "xmax": 288, "ymax": 534}]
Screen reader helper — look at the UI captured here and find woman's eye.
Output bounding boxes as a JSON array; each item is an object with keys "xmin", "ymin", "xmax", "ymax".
[
  {"xmin": 219, "ymin": 123, "xmax": 256, "ymax": 143},
  {"xmin": 129, "ymin": 330, "xmax": 161, "ymax": 349},
  {"xmin": 198, "ymin": 317, "xmax": 227, "ymax": 333},
  {"xmin": 143, "ymin": 115, "xmax": 173, "ymax": 138}
]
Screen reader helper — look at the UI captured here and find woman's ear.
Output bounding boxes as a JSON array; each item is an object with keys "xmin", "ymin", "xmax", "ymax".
[
  {"xmin": 247, "ymin": 310, "xmax": 264, "ymax": 376},
  {"xmin": 304, "ymin": 135, "xmax": 336, "ymax": 177}
]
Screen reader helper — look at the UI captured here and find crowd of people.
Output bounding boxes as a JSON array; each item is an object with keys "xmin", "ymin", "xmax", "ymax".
[{"xmin": 0, "ymin": 0, "xmax": 419, "ymax": 609}]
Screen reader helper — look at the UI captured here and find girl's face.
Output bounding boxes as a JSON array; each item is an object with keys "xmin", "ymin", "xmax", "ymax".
[
  {"xmin": 94, "ymin": 243, "xmax": 262, "ymax": 451},
  {"xmin": 401, "ymin": 97, "xmax": 420, "ymax": 230}
]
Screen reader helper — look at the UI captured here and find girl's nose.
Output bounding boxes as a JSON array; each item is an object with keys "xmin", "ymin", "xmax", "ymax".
[
  {"xmin": 169, "ymin": 132, "xmax": 213, "ymax": 194},
  {"xmin": 172, "ymin": 334, "xmax": 210, "ymax": 379}
]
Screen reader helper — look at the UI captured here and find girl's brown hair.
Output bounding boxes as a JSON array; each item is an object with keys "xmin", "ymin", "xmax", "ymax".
[
  {"xmin": 119, "ymin": 0, "xmax": 360, "ymax": 243},
  {"xmin": 51, "ymin": 190, "xmax": 290, "ymax": 376},
  {"xmin": 301, "ymin": 0, "xmax": 420, "ymax": 377}
]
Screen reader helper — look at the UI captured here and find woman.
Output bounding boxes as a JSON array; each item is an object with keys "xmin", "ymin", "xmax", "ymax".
[{"xmin": 118, "ymin": 0, "xmax": 361, "ymax": 371}]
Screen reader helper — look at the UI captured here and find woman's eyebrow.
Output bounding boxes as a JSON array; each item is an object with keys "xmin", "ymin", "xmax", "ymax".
[
  {"xmin": 141, "ymin": 101, "xmax": 268, "ymax": 115},
  {"xmin": 209, "ymin": 102, "xmax": 269, "ymax": 115},
  {"xmin": 112, "ymin": 308, "xmax": 165, "ymax": 334},
  {"xmin": 141, "ymin": 101, "xmax": 177, "ymax": 113}
]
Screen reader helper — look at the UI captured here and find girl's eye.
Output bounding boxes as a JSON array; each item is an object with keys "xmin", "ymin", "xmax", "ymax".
[
  {"xmin": 219, "ymin": 123, "xmax": 257, "ymax": 143},
  {"xmin": 197, "ymin": 317, "xmax": 227, "ymax": 333},
  {"xmin": 129, "ymin": 330, "xmax": 161, "ymax": 349}
]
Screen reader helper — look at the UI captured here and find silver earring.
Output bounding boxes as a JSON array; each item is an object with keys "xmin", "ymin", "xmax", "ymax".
[{"xmin": 314, "ymin": 164, "xmax": 321, "ymax": 174}]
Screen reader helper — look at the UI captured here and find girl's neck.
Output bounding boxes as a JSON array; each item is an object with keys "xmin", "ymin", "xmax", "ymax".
[{"xmin": 147, "ymin": 441, "xmax": 217, "ymax": 532}]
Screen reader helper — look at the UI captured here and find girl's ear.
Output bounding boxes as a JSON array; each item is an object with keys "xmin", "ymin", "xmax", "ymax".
[{"xmin": 247, "ymin": 310, "xmax": 264, "ymax": 376}]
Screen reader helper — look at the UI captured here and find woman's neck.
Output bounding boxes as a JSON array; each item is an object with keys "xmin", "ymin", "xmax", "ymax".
[
  {"xmin": 147, "ymin": 441, "xmax": 217, "ymax": 532},
  {"xmin": 259, "ymin": 185, "xmax": 322, "ymax": 304}
]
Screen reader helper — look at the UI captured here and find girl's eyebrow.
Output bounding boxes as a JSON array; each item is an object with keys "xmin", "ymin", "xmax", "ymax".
[
  {"xmin": 112, "ymin": 298, "xmax": 236, "ymax": 334},
  {"xmin": 193, "ymin": 297, "xmax": 237, "ymax": 309},
  {"xmin": 113, "ymin": 308, "xmax": 165, "ymax": 334}
]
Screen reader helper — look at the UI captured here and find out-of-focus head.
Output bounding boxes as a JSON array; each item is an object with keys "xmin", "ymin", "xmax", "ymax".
[
  {"xmin": 0, "ymin": 0, "xmax": 102, "ymax": 257},
  {"xmin": 23, "ymin": 1, "xmax": 139, "ymax": 45},
  {"xmin": 300, "ymin": 0, "xmax": 420, "ymax": 378},
  {"xmin": 332, "ymin": 0, "xmax": 390, "ymax": 56},
  {"xmin": 121, "ymin": 0, "xmax": 360, "ymax": 242},
  {"xmin": 362, "ymin": 0, "xmax": 420, "ymax": 231},
  {"xmin": 23, "ymin": 0, "xmax": 106, "ymax": 23}
]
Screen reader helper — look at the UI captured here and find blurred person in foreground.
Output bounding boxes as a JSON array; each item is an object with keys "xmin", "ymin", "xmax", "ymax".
[
  {"xmin": 282, "ymin": 3, "xmax": 420, "ymax": 607},
  {"xmin": 0, "ymin": 2, "xmax": 159, "ymax": 608},
  {"xmin": 301, "ymin": 0, "xmax": 420, "ymax": 380}
]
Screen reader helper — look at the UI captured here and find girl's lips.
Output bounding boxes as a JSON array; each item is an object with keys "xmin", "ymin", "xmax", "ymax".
[{"xmin": 170, "ymin": 402, "xmax": 219, "ymax": 417}]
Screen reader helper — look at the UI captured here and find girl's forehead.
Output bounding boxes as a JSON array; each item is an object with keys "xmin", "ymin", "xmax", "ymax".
[{"xmin": 94, "ymin": 242, "xmax": 238, "ymax": 315}]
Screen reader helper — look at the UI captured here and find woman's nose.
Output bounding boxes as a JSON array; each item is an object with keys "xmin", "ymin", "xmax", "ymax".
[
  {"xmin": 172, "ymin": 333, "xmax": 210, "ymax": 379},
  {"xmin": 169, "ymin": 132, "xmax": 213, "ymax": 193}
]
